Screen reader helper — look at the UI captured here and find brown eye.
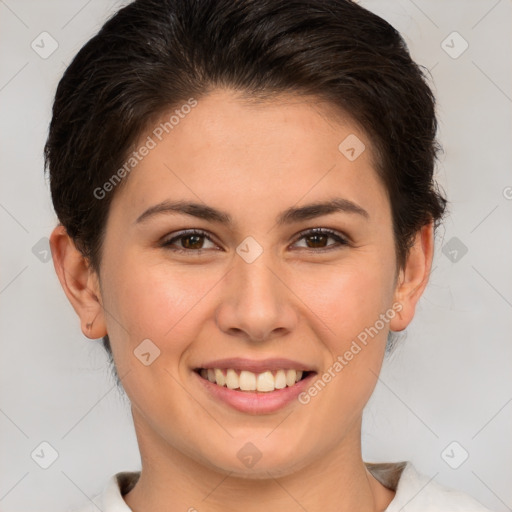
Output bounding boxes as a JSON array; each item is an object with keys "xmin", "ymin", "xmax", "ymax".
[
  {"xmin": 181, "ymin": 234, "xmax": 205, "ymax": 249},
  {"xmin": 304, "ymin": 233, "xmax": 330, "ymax": 248},
  {"xmin": 292, "ymin": 228, "xmax": 349, "ymax": 251},
  {"xmin": 162, "ymin": 230, "xmax": 217, "ymax": 252}
]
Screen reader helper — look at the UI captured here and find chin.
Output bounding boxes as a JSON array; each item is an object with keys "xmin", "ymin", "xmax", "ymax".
[{"xmin": 198, "ymin": 443, "xmax": 312, "ymax": 480}]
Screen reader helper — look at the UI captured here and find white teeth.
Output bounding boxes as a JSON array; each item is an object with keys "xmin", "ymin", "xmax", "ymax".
[
  {"xmin": 198, "ymin": 367, "xmax": 308, "ymax": 392},
  {"xmin": 274, "ymin": 369, "xmax": 287, "ymax": 389},
  {"xmin": 256, "ymin": 371, "xmax": 275, "ymax": 392},
  {"xmin": 239, "ymin": 370, "xmax": 256, "ymax": 391},
  {"xmin": 285, "ymin": 369, "xmax": 297, "ymax": 387},
  {"xmin": 225, "ymin": 369, "xmax": 239, "ymax": 389},
  {"xmin": 214, "ymin": 368, "xmax": 226, "ymax": 387}
]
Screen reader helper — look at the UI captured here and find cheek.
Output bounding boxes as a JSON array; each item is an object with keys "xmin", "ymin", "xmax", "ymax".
[
  {"xmin": 296, "ymin": 254, "xmax": 396, "ymax": 343},
  {"xmin": 292, "ymin": 262, "xmax": 394, "ymax": 432},
  {"xmin": 100, "ymin": 255, "xmax": 224, "ymax": 369}
]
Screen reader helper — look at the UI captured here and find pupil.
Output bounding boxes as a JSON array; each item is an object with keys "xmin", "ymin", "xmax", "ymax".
[
  {"xmin": 183, "ymin": 235, "xmax": 203, "ymax": 249},
  {"xmin": 307, "ymin": 234, "xmax": 327, "ymax": 248}
]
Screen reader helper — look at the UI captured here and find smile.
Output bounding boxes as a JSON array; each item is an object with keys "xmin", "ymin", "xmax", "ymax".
[{"xmin": 195, "ymin": 368, "xmax": 311, "ymax": 393}]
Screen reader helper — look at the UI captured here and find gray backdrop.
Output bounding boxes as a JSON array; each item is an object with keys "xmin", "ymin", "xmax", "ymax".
[{"xmin": 0, "ymin": 0, "xmax": 511, "ymax": 511}]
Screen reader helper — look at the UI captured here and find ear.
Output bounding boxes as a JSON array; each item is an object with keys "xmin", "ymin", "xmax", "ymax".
[
  {"xmin": 390, "ymin": 221, "xmax": 434, "ymax": 332},
  {"xmin": 49, "ymin": 224, "xmax": 108, "ymax": 340}
]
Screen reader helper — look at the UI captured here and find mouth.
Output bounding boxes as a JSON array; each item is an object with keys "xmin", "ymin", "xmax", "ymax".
[{"xmin": 193, "ymin": 367, "xmax": 314, "ymax": 393}]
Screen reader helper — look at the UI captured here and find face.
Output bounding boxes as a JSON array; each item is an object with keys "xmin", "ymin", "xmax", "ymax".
[{"xmin": 57, "ymin": 88, "xmax": 428, "ymax": 478}]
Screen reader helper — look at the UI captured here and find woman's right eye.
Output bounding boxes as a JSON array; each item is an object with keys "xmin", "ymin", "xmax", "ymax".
[{"xmin": 161, "ymin": 230, "xmax": 218, "ymax": 253}]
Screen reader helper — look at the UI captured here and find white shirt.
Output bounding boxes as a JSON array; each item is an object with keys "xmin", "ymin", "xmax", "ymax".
[{"xmin": 71, "ymin": 461, "xmax": 494, "ymax": 511}]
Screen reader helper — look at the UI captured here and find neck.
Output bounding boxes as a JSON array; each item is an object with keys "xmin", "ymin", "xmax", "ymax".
[{"xmin": 124, "ymin": 408, "xmax": 395, "ymax": 512}]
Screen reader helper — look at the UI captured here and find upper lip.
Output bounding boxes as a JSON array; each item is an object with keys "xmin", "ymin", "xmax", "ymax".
[{"xmin": 195, "ymin": 358, "xmax": 316, "ymax": 374}]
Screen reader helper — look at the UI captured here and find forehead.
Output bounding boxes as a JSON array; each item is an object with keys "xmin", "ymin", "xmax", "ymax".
[{"xmin": 109, "ymin": 89, "xmax": 388, "ymax": 224}]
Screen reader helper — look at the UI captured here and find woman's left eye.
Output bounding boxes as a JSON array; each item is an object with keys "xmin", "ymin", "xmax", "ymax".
[
  {"xmin": 161, "ymin": 228, "xmax": 349, "ymax": 254},
  {"xmin": 291, "ymin": 228, "xmax": 349, "ymax": 251}
]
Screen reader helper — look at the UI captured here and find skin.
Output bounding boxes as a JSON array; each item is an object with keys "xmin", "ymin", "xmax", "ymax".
[{"xmin": 50, "ymin": 88, "xmax": 433, "ymax": 512}]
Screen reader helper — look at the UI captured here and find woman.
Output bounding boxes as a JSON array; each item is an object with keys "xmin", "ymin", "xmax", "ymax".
[{"xmin": 45, "ymin": 0, "xmax": 493, "ymax": 510}]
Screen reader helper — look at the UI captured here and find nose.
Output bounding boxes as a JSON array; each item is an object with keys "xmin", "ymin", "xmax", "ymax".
[{"xmin": 215, "ymin": 252, "xmax": 298, "ymax": 343}]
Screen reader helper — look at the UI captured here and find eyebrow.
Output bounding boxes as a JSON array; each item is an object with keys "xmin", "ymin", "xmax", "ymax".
[{"xmin": 134, "ymin": 197, "xmax": 369, "ymax": 226}]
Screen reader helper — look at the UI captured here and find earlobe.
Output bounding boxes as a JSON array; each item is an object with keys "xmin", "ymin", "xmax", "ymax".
[
  {"xmin": 49, "ymin": 225, "xmax": 108, "ymax": 340},
  {"xmin": 389, "ymin": 222, "xmax": 434, "ymax": 332}
]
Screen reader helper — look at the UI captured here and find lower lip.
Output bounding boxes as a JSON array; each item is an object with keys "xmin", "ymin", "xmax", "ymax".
[{"xmin": 193, "ymin": 370, "xmax": 316, "ymax": 414}]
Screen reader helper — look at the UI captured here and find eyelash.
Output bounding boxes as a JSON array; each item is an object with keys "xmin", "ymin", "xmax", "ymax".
[{"xmin": 160, "ymin": 228, "xmax": 350, "ymax": 254}]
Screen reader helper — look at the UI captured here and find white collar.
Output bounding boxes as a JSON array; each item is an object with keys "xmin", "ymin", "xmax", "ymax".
[{"xmin": 74, "ymin": 460, "xmax": 492, "ymax": 511}]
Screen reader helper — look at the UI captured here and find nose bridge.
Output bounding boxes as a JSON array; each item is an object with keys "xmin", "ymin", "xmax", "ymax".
[{"xmin": 215, "ymin": 248, "xmax": 296, "ymax": 341}]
